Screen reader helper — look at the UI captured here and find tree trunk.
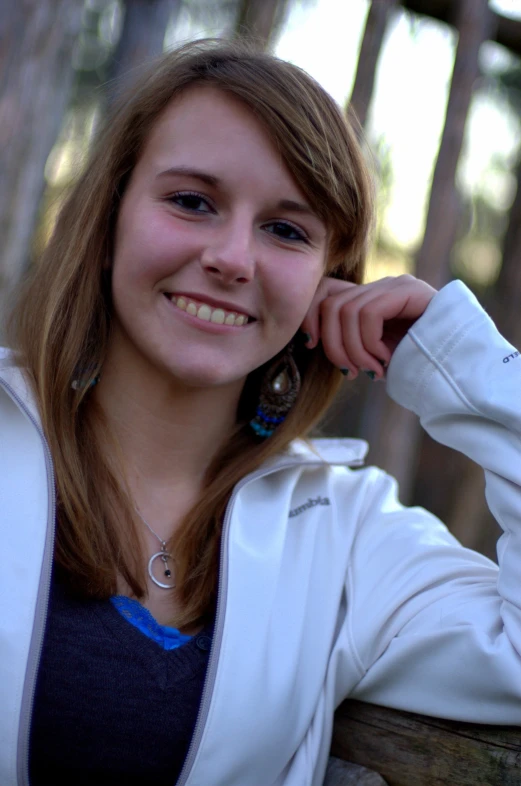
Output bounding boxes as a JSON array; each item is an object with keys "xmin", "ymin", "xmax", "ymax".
[
  {"xmin": 0, "ymin": 0, "xmax": 84, "ymax": 332},
  {"xmin": 491, "ymin": 155, "xmax": 521, "ymax": 343},
  {"xmin": 107, "ymin": 0, "xmax": 181, "ymax": 101},
  {"xmin": 325, "ymin": 2, "xmax": 397, "ymax": 442},
  {"xmin": 349, "ymin": 0, "xmax": 398, "ymax": 129},
  {"xmin": 363, "ymin": 0, "xmax": 492, "ymax": 502},
  {"xmin": 444, "ymin": 151, "xmax": 521, "ymax": 553},
  {"xmin": 401, "ymin": 0, "xmax": 521, "ymax": 60},
  {"xmin": 415, "ymin": 0, "xmax": 493, "ymax": 287},
  {"xmin": 234, "ymin": 0, "xmax": 290, "ymax": 50}
]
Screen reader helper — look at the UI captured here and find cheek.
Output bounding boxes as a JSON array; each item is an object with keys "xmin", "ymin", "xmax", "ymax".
[
  {"xmin": 266, "ymin": 266, "xmax": 322, "ymax": 327},
  {"xmin": 112, "ymin": 211, "xmax": 183, "ymax": 288}
]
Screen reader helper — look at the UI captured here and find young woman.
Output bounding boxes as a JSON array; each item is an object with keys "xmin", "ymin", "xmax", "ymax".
[{"xmin": 1, "ymin": 39, "xmax": 521, "ymax": 786}]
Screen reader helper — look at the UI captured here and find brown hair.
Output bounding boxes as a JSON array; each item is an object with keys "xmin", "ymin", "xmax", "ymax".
[{"xmin": 9, "ymin": 39, "xmax": 373, "ymax": 628}]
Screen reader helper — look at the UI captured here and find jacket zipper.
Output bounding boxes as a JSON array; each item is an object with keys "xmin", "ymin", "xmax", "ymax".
[
  {"xmin": 174, "ymin": 453, "xmax": 364, "ymax": 786},
  {"xmin": 1, "ymin": 374, "xmax": 364, "ymax": 786},
  {"xmin": 0, "ymin": 379, "xmax": 57, "ymax": 786}
]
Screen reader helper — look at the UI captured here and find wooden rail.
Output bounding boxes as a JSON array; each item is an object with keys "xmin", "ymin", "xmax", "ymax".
[{"xmin": 330, "ymin": 701, "xmax": 521, "ymax": 785}]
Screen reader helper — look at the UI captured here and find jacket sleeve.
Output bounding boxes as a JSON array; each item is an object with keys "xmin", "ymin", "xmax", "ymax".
[{"xmin": 347, "ymin": 279, "xmax": 521, "ymax": 723}]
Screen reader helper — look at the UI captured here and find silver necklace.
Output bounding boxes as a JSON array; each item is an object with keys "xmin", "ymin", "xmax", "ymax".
[{"xmin": 135, "ymin": 507, "xmax": 176, "ymax": 590}]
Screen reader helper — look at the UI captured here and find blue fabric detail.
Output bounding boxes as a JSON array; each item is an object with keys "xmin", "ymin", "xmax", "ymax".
[{"xmin": 110, "ymin": 595, "xmax": 193, "ymax": 650}]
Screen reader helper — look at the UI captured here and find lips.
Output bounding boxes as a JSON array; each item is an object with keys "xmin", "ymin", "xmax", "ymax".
[{"xmin": 167, "ymin": 294, "xmax": 253, "ymax": 326}]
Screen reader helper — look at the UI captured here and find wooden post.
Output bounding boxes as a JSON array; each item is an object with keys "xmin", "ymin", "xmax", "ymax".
[{"xmin": 331, "ymin": 700, "xmax": 521, "ymax": 786}]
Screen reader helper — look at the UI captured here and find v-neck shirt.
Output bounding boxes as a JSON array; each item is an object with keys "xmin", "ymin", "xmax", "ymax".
[{"xmin": 29, "ymin": 571, "xmax": 214, "ymax": 785}]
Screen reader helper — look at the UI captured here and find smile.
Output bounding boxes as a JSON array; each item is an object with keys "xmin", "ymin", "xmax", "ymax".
[{"xmin": 168, "ymin": 295, "xmax": 252, "ymax": 326}]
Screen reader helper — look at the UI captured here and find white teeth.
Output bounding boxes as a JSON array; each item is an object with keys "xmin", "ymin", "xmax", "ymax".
[
  {"xmin": 197, "ymin": 304, "xmax": 212, "ymax": 321},
  {"xmin": 210, "ymin": 309, "xmax": 225, "ymax": 324},
  {"xmin": 171, "ymin": 295, "xmax": 249, "ymax": 326}
]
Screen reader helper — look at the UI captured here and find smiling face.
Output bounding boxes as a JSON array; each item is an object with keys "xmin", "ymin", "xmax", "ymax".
[{"xmin": 109, "ymin": 86, "xmax": 328, "ymax": 391}]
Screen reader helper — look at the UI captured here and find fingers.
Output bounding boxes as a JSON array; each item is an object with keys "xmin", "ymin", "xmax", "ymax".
[
  {"xmin": 319, "ymin": 298, "xmax": 359, "ymax": 377},
  {"xmin": 300, "ymin": 306, "xmax": 320, "ymax": 349},
  {"xmin": 301, "ymin": 274, "xmax": 436, "ymax": 379},
  {"xmin": 323, "ymin": 293, "xmax": 388, "ymax": 379},
  {"xmin": 300, "ymin": 278, "xmax": 357, "ymax": 350}
]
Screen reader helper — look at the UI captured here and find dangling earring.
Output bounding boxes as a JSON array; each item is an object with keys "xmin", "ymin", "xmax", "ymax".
[{"xmin": 249, "ymin": 344, "xmax": 301, "ymax": 438}]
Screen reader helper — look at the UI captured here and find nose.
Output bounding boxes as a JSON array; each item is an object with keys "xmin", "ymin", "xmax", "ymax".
[{"xmin": 200, "ymin": 217, "xmax": 255, "ymax": 285}]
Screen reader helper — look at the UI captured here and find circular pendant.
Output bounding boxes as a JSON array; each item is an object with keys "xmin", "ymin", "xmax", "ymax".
[{"xmin": 148, "ymin": 551, "xmax": 176, "ymax": 589}]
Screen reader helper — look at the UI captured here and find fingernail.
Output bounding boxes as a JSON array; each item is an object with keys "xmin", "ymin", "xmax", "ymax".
[
  {"xmin": 363, "ymin": 370, "xmax": 376, "ymax": 380},
  {"xmin": 340, "ymin": 368, "xmax": 349, "ymax": 376},
  {"xmin": 302, "ymin": 332, "xmax": 312, "ymax": 345}
]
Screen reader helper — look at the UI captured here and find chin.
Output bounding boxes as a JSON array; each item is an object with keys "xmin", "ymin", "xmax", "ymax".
[{"xmin": 163, "ymin": 361, "xmax": 247, "ymax": 390}]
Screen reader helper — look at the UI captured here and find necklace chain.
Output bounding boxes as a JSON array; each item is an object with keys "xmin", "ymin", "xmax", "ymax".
[
  {"xmin": 134, "ymin": 506, "xmax": 176, "ymax": 590},
  {"xmin": 135, "ymin": 506, "xmax": 167, "ymax": 547}
]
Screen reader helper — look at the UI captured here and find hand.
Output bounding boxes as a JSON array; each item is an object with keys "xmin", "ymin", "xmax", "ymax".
[{"xmin": 301, "ymin": 274, "xmax": 437, "ymax": 380}]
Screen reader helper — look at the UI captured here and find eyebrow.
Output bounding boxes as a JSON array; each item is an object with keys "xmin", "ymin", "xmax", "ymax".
[
  {"xmin": 156, "ymin": 166, "xmax": 220, "ymax": 187},
  {"xmin": 156, "ymin": 166, "xmax": 317, "ymax": 217},
  {"xmin": 276, "ymin": 199, "xmax": 316, "ymax": 217}
]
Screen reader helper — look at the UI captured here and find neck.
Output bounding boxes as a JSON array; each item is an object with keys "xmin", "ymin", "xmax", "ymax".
[{"xmin": 92, "ymin": 344, "xmax": 245, "ymax": 504}]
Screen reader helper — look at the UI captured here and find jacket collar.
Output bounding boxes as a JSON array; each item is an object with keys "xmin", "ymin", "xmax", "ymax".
[{"xmin": 285, "ymin": 436, "xmax": 367, "ymax": 467}]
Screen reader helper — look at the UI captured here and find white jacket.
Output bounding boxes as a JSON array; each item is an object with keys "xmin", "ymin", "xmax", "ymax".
[{"xmin": 2, "ymin": 280, "xmax": 521, "ymax": 786}]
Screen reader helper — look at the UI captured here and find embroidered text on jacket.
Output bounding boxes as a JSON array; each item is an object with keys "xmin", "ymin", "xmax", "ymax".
[{"xmin": 289, "ymin": 496, "xmax": 331, "ymax": 518}]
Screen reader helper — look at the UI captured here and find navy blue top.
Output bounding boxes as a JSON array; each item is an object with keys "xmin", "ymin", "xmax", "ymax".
[{"xmin": 29, "ymin": 571, "xmax": 214, "ymax": 785}]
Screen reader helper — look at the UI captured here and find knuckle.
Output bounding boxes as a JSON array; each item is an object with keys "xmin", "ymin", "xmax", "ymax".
[{"xmin": 359, "ymin": 303, "xmax": 376, "ymax": 320}]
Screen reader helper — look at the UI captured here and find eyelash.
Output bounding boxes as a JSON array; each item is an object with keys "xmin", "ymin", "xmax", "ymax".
[
  {"xmin": 167, "ymin": 191, "xmax": 310, "ymax": 244},
  {"xmin": 168, "ymin": 190, "xmax": 213, "ymax": 212}
]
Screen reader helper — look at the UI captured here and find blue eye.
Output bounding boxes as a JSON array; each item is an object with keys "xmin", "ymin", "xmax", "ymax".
[
  {"xmin": 265, "ymin": 221, "xmax": 308, "ymax": 243},
  {"xmin": 169, "ymin": 191, "xmax": 213, "ymax": 213}
]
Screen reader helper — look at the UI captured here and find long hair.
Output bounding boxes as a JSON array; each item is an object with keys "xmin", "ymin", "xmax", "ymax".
[{"xmin": 9, "ymin": 39, "xmax": 374, "ymax": 628}]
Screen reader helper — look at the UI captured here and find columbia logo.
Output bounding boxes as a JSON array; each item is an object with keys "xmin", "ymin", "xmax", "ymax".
[{"xmin": 289, "ymin": 496, "xmax": 331, "ymax": 518}]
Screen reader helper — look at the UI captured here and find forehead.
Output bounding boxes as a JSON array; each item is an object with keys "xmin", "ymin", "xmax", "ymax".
[
  {"xmin": 147, "ymin": 85, "xmax": 271, "ymax": 148},
  {"xmin": 135, "ymin": 85, "xmax": 300, "ymax": 191}
]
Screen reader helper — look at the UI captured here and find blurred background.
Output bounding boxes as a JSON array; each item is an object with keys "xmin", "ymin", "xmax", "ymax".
[{"xmin": 1, "ymin": 0, "xmax": 520, "ymax": 559}]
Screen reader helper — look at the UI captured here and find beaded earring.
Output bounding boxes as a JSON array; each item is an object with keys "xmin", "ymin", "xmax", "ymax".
[{"xmin": 249, "ymin": 344, "xmax": 301, "ymax": 439}]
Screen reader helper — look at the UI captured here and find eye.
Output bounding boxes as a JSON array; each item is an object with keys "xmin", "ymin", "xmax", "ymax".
[
  {"xmin": 168, "ymin": 191, "xmax": 214, "ymax": 213},
  {"xmin": 264, "ymin": 221, "xmax": 309, "ymax": 243}
]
